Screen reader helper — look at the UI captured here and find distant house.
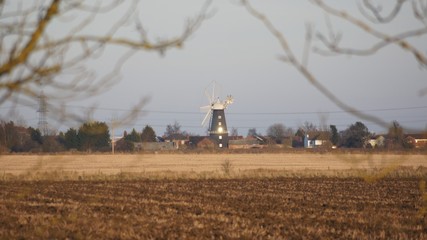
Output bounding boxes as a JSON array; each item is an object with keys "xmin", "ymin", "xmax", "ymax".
[
  {"xmin": 368, "ymin": 135, "xmax": 385, "ymax": 148},
  {"xmin": 164, "ymin": 134, "xmax": 189, "ymax": 149},
  {"xmin": 304, "ymin": 131, "xmax": 331, "ymax": 148},
  {"xmin": 197, "ymin": 137, "xmax": 217, "ymax": 149},
  {"xmin": 367, "ymin": 133, "xmax": 427, "ymax": 149},
  {"xmin": 406, "ymin": 133, "xmax": 427, "ymax": 148},
  {"xmin": 229, "ymin": 135, "xmax": 244, "ymax": 141},
  {"xmin": 189, "ymin": 136, "xmax": 223, "ymax": 149},
  {"xmin": 229, "ymin": 136, "xmax": 264, "ymax": 149},
  {"xmin": 252, "ymin": 135, "xmax": 267, "ymax": 144},
  {"xmin": 134, "ymin": 142, "xmax": 175, "ymax": 151}
]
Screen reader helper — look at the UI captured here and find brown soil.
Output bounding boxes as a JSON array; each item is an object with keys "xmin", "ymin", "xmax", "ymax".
[{"xmin": 0, "ymin": 177, "xmax": 426, "ymax": 239}]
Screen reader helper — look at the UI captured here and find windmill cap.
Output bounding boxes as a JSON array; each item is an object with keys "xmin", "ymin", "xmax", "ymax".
[{"xmin": 212, "ymin": 102, "xmax": 226, "ymax": 110}]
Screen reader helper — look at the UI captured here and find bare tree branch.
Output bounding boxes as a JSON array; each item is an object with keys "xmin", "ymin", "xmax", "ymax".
[
  {"xmin": 242, "ymin": 0, "xmax": 426, "ymax": 131},
  {"xmin": 412, "ymin": 0, "xmax": 427, "ymax": 26},
  {"xmin": 241, "ymin": 0, "xmax": 390, "ymax": 128},
  {"xmin": 0, "ymin": 0, "xmax": 212, "ymax": 126},
  {"xmin": 358, "ymin": 0, "xmax": 408, "ymax": 23},
  {"xmin": 315, "ymin": 25, "xmax": 427, "ymax": 60},
  {"xmin": 0, "ymin": 0, "xmax": 60, "ymax": 77},
  {"xmin": 302, "ymin": 23, "xmax": 314, "ymax": 67},
  {"xmin": 312, "ymin": 0, "xmax": 427, "ymax": 68}
]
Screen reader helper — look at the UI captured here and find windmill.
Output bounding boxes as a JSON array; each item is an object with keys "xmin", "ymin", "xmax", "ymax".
[{"xmin": 201, "ymin": 82, "xmax": 234, "ymax": 148}]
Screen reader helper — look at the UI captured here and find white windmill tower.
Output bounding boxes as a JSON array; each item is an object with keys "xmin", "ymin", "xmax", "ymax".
[{"xmin": 201, "ymin": 82, "xmax": 234, "ymax": 148}]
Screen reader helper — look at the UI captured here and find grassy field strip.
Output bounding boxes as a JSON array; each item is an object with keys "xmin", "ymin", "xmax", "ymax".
[{"xmin": 1, "ymin": 153, "xmax": 426, "ymax": 176}]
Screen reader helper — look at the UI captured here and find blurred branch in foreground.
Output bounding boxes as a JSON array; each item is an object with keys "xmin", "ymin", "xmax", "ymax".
[
  {"xmin": 241, "ymin": 0, "xmax": 427, "ymax": 131},
  {"xmin": 0, "ymin": 0, "xmax": 212, "ymax": 125},
  {"xmin": 313, "ymin": 0, "xmax": 427, "ymax": 70}
]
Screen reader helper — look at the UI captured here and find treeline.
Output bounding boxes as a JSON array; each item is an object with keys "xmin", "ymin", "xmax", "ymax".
[
  {"xmin": 0, "ymin": 121, "xmax": 111, "ymax": 153},
  {"xmin": 264, "ymin": 121, "xmax": 419, "ymax": 149},
  {"xmin": 334, "ymin": 121, "xmax": 418, "ymax": 149},
  {"xmin": 114, "ymin": 126, "xmax": 158, "ymax": 152},
  {"xmin": 0, "ymin": 119, "xmax": 422, "ymax": 153},
  {"xmin": 0, "ymin": 121, "xmax": 159, "ymax": 153}
]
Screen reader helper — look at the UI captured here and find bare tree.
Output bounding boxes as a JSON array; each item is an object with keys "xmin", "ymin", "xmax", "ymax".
[
  {"xmin": 0, "ymin": 0, "xmax": 211, "ymax": 125},
  {"xmin": 300, "ymin": 121, "xmax": 318, "ymax": 134},
  {"xmin": 266, "ymin": 123, "xmax": 293, "ymax": 144},
  {"xmin": 164, "ymin": 121, "xmax": 188, "ymax": 138},
  {"xmin": 240, "ymin": 0, "xmax": 427, "ymax": 130},
  {"xmin": 247, "ymin": 127, "xmax": 257, "ymax": 137},
  {"xmin": 230, "ymin": 127, "xmax": 239, "ymax": 137}
]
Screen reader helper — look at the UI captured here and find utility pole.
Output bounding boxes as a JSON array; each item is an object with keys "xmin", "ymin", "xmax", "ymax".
[
  {"xmin": 111, "ymin": 116, "xmax": 117, "ymax": 154},
  {"xmin": 112, "ymin": 125, "xmax": 115, "ymax": 155},
  {"xmin": 37, "ymin": 92, "xmax": 48, "ymax": 136}
]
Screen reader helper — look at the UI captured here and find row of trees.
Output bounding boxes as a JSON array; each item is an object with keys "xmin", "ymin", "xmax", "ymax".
[
  {"xmin": 63, "ymin": 122, "xmax": 110, "ymax": 152},
  {"xmin": 253, "ymin": 121, "xmax": 418, "ymax": 149},
  {"xmin": 0, "ymin": 121, "xmax": 111, "ymax": 153},
  {"xmin": 337, "ymin": 121, "xmax": 418, "ymax": 149},
  {"xmin": 114, "ymin": 126, "xmax": 158, "ymax": 152},
  {"xmin": 0, "ymin": 119, "xmax": 420, "ymax": 153},
  {"xmin": 0, "ymin": 120, "xmax": 163, "ymax": 153},
  {"xmin": 0, "ymin": 121, "xmax": 62, "ymax": 152},
  {"xmin": 123, "ymin": 126, "xmax": 157, "ymax": 143}
]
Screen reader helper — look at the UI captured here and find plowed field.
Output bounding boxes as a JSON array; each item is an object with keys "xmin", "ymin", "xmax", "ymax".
[{"xmin": 1, "ymin": 178, "xmax": 426, "ymax": 239}]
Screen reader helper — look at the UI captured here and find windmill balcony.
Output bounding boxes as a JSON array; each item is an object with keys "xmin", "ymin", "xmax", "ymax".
[{"xmin": 208, "ymin": 130, "xmax": 229, "ymax": 135}]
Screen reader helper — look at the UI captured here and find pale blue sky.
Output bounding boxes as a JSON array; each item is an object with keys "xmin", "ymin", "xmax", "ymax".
[{"xmin": 2, "ymin": 0, "xmax": 426, "ymax": 136}]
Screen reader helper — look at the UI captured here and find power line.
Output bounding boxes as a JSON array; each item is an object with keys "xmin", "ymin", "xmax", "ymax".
[
  {"xmin": 3, "ymin": 104, "xmax": 426, "ymax": 133},
  {"xmin": 231, "ymin": 106, "xmax": 427, "ymax": 115},
  {"xmin": 63, "ymin": 105, "xmax": 427, "ymax": 115},
  {"xmin": 4, "ymin": 104, "xmax": 427, "ymax": 115}
]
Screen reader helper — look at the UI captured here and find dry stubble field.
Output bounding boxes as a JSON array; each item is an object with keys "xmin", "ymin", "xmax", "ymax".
[
  {"xmin": 1, "ymin": 152, "xmax": 427, "ymax": 177},
  {"xmin": 1, "ymin": 153, "xmax": 427, "ymax": 239}
]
